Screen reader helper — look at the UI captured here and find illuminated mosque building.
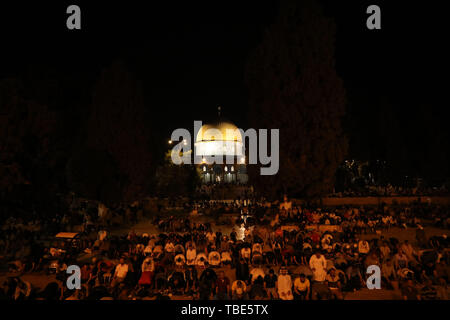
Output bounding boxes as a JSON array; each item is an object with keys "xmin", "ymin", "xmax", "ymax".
[{"xmin": 195, "ymin": 108, "xmax": 248, "ymax": 184}]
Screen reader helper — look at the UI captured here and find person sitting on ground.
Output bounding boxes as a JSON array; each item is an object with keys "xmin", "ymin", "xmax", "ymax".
[
  {"xmin": 358, "ymin": 239, "xmax": 370, "ymax": 257},
  {"xmin": 249, "ymin": 276, "xmax": 266, "ymax": 299},
  {"xmin": 167, "ymin": 270, "xmax": 186, "ymax": 296},
  {"xmin": 249, "ymin": 266, "xmax": 265, "ymax": 284},
  {"xmin": 221, "ymin": 250, "xmax": 232, "ymax": 266},
  {"xmin": 293, "ymin": 273, "xmax": 310, "ymax": 300},
  {"xmin": 152, "ymin": 245, "xmax": 164, "ymax": 261},
  {"xmin": 346, "ymin": 262, "xmax": 364, "ymax": 292},
  {"xmin": 326, "ymin": 268, "xmax": 343, "ymax": 300},
  {"xmin": 231, "ymin": 279, "xmax": 247, "ymax": 300},
  {"xmin": 208, "ymin": 251, "xmax": 221, "ymax": 267}
]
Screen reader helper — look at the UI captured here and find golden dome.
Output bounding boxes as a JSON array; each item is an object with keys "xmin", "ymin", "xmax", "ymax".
[{"xmin": 196, "ymin": 122, "xmax": 243, "ymax": 143}]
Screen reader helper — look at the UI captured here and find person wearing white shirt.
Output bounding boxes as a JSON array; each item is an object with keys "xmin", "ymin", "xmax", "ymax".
[
  {"xmin": 208, "ymin": 251, "xmax": 221, "ymax": 266},
  {"xmin": 309, "ymin": 251, "xmax": 327, "ymax": 282},
  {"xmin": 277, "ymin": 267, "xmax": 293, "ymax": 300},
  {"xmin": 293, "ymin": 274, "xmax": 310, "ymax": 300},
  {"xmin": 186, "ymin": 245, "xmax": 197, "ymax": 265},
  {"xmin": 206, "ymin": 231, "xmax": 216, "ymax": 244},
  {"xmin": 112, "ymin": 258, "xmax": 129, "ymax": 287},
  {"xmin": 221, "ymin": 251, "xmax": 232, "ymax": 265}
]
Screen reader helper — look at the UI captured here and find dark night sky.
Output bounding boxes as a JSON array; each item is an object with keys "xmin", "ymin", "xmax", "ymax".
[{"xmin": 1, "ymin": 1, "xmax": 448, "ymax": 179}]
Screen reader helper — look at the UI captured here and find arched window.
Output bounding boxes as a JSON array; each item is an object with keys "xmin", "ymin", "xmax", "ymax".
[
  {"xmin": 225, "ymin": 166, "xmax": 228, "ymax": 172},
  {"xmin": 203, "ymin": 166, "xmax": 206, "ymax": 172},
  {"xmin": 231, "ymin": 166, "xmax": 234, "ymax": 172}
]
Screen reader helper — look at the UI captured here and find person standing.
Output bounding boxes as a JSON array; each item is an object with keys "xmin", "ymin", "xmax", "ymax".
[
  {"xmin": 277, "ymin": 266, "xmax": 293, "ymax": 300},
  {"xmin": 309, "ymin": 251, "xmax": 328, "ymax": 299},
  {"xmin": 111, "ymin": 258, "xmax": 129, "ymax": 288},
  {"xmin": 264, "ymin": 269, "xmax": 278, "ymax": 299},
  {"xmin": 215, "ymin": 271, "xmax": 230, "ymax": 300},
  {"xmin": 309, "ymin": 251, "xmax": 327, "ymax": 282}
]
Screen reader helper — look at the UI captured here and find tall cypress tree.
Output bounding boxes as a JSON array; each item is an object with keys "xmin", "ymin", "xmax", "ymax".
[
  {"xmin": 85, "ymin": 61, "xmax": 154, "ymax": 202},
  {"xmin": 245, "ymin": 0, "xmax": 347, "ymax": 198}
]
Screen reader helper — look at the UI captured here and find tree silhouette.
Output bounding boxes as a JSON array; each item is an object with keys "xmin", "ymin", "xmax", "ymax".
[
  {"xmin": 155, "ymin": 151, "xmax": 201, "ymax": 198},
  {"xmin": 0, "ymin": 78, "xmax": 58, "ymax": 206},
  {"xmin": 245, "ymin": 0, "xmax": 347, "ymax": 198},
  {"xmin": 81, "ymin": 61, "xmax": 154, "ymax": 202},
  {"xmin": 65, "ymin": 146, "xmax": 122, "ymax": 204}
]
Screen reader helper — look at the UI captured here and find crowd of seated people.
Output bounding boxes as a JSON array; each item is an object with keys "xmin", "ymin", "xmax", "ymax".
[
  {"xmin": 0, "ymin": 199, "xmax": 449, "ymax": 300},
  {"xmin": 329, "ymin": 184, "xmax": 449, "ymax": 198}
]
